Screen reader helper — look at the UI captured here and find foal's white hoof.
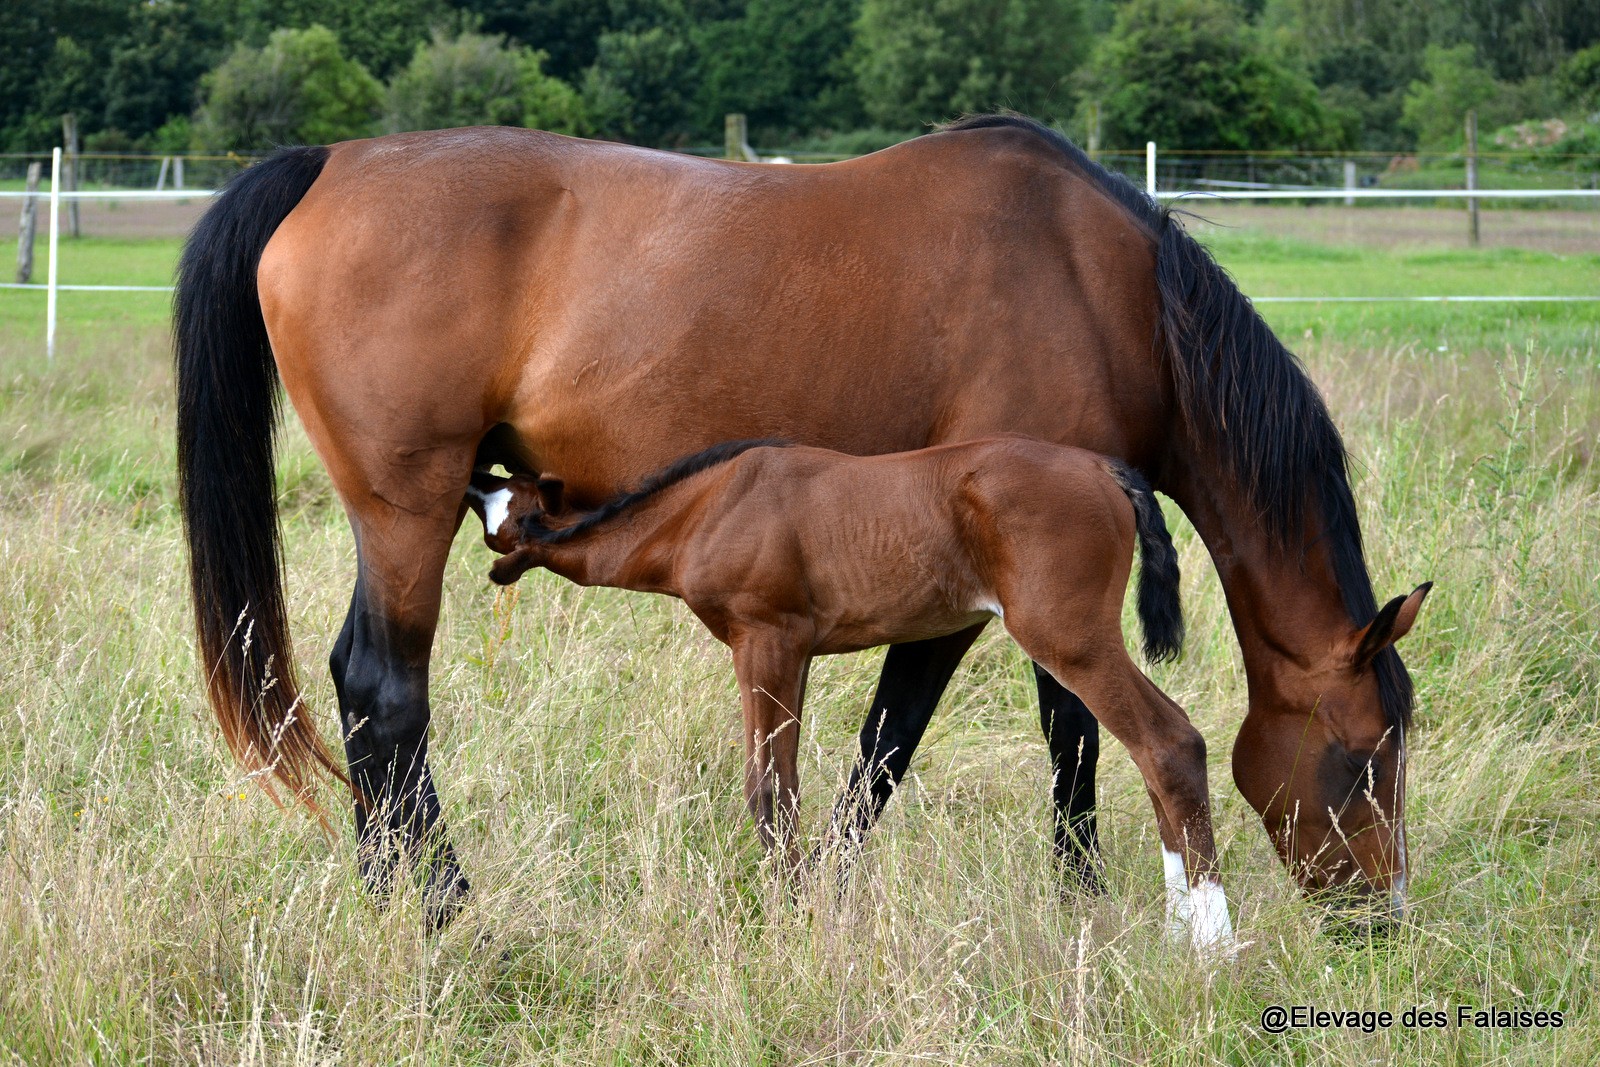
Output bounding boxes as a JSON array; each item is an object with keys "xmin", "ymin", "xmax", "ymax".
[{"xmin": 1170, "ymin": 878, "xmax": 1241, "ymax": 961}]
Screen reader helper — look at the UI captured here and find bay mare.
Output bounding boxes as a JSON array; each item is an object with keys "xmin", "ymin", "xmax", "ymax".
[
  {"xmin": 174, "ymin": 114, "xmax": 1428, "ymax": 925},
  {"xmin": 465, "ymin": 437, "xmax": 1259, "ymax": 950}
]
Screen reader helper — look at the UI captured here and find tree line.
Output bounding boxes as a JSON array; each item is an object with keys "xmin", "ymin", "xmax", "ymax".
[{"xmin": 3, "ymin": 0, "xmax": 1598, "ymax": 157}]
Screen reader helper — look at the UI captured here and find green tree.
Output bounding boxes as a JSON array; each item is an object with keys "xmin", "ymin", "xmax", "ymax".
[
  {"xmin": 102, "ymin": 0, "xmax": 222, "ymax": 140},
  {"xmin": 853, "ymin": 0, "xmax": 1087, "ymax": 128},
  {"xmin": 193, "ymin": 25, "xmax": 382, "ymax": 150},
  {"xmin": 580, "ymin": 25, "xmax": 697, "ymax": 144},
  {"xmin": 1558, "ymin": 43, "xmax": 1600, "ymax": 111},
  {"xmin": 1081, "ymin": 0, "xmax": 1335, "ymax": 149},
  {"xmin": 693, "ymin": 0, "xmax": 863, "ymax": 139},
  {"xmin": 265, "ymin": 0, "xmax": 448, "ymax": 79},
  {"xmin": 1400, "ymin": 44, "xmax": 1504, "ymax": 149},
  {"xmin": 384, "ymin": 29, "xmax": 584, "ymax": 134}
]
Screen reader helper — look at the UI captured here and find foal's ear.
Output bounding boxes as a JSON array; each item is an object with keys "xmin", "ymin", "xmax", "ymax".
[
  {"xmin": 535, "ymin": 476, "xmax": 565, "ymax": 516},
  {"xmin": 1342, "ymin": 582, "xmax": 1432, "ymax": 669},
  {"xmin": 489, "ymin": 546, "xmax": 540, "ymax": 586}
]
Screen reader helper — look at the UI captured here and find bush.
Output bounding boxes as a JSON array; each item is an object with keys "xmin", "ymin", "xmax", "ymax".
[
  {"xmin": 1558, "ymin": 44, "xmax": 1600, "ymax": 112},
  {"xmin": 853, "ymin": 0, "xmax": 1088, "ymax": 129},
  {"xmin": 580, "ymin": 27, "xmax": 697, "ymax": 146},
  {"xmin": 193, "ymin": 25, "xmax": 382, "ymax": 151},
  {"xmin": 1401, "ymin": 44, "xmax": 1504, "ymax": 150},
  {"xmin": 384, "ymin": 29, "xmax": 584, "ymax": 134},
  {"xmin": 1079, "ymin": 0, "xmax": 1335, "ymax": 150}
]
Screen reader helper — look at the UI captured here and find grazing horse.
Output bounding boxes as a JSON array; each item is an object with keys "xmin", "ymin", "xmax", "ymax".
[
  {"xmin": 463, "ymin": 436, "xmax": 1252, "ymax": 950},
  {"xmin": 173, "ymin": 113, "xmax": 1427, "ymax": 925}
]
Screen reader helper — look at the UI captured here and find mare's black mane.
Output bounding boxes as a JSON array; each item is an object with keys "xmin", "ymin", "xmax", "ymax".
[{"xmin": 941, "ymin": 113, "xmax": 1412, "ymax": 730}]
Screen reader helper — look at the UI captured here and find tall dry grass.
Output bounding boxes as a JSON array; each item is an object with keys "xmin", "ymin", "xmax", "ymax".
[{"xmin": 1, "ymin": 324, "xmax": 1596, "ymax": 1064}]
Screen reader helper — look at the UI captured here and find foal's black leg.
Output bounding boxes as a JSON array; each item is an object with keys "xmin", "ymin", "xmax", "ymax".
[
  {"xmin": 1036, "ymin": 664, "xmax": 1107, "ymax": 894},
  {"xmin": 825, "ymin": 624, "xmax": 987, "ymax": 848},
  {"xmin": 331, "ymin": 576, "xmax": 468, "ymax": 927}
]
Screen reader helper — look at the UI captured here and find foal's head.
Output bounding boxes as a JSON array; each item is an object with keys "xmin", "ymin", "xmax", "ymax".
[
  {"xmin": 463, "ymin": 470, "xmax": 567, "ymax": 577},
  {"xmin": 1232, "ymin": 583, "xmax": 1431, "ymax": 921}
]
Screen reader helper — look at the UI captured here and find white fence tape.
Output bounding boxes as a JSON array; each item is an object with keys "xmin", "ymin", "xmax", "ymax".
[{"xmin": 7, "ymin": 150, "xmax": 1598, "ymax": 358}]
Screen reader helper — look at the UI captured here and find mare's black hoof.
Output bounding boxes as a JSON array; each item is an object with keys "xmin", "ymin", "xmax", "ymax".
[
  {"xmin": 424, "ymin": 865, "xmax": 472, "ymax": 931},
  {"xmin": 1053, "ymin": 848, "xmax": 1108, "ymax": 898}
]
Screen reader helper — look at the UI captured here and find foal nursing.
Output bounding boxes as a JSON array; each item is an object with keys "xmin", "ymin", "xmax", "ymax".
[{"xmin": 466, "ymin": 435, "xmax": 1236, "ymax": 950}]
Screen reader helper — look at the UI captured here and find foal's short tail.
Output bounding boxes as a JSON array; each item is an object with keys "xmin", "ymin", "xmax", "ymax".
[
  {"xmin": 173, "ymin": 145, "xmax": 346, "ymax": 809},
  {"xmin": 1109, "ymin": 464, "xmax": 1185, "ymax": 663}
]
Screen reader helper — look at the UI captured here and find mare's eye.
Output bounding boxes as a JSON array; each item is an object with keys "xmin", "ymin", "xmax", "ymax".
[{"xmin": 1345, "ymin": 750, "xmax": 1380, "ymax": 780}]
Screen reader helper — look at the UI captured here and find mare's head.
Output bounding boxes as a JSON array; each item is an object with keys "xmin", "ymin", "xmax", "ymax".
[
  {"xmin": 463, "ymin": 470, "xmax": 567, "ymax": 577},
  {"xmin": 1232, "ymin": 583, "xmax": 1431, "ymax": 922}
]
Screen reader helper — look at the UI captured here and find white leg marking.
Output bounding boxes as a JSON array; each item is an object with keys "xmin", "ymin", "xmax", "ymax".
[
  {"xmin": 1163, "ymin": 847, "xmax": 1192, "ymax": 936},
  {"xmin": 1188, "ymin": 880, "xmax": 1237, "ymax": 955}
]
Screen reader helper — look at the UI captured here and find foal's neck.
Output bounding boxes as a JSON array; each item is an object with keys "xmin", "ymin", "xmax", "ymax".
[{"xmin": 539, "ymin": 474, "xmax": 717, "ymax": 594}]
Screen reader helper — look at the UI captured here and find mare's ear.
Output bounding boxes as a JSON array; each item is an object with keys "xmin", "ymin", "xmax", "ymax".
[
  {"xmin": 489, "ymin": 546, "xmax": 540, "ymax": 586},
  {"xmin": 1340, "ymin": 582, "xmax": 1432, "ymax": 670},
  {"xmin": 535, "ymin": 476, "xmax": 565, "ymax": 516}
]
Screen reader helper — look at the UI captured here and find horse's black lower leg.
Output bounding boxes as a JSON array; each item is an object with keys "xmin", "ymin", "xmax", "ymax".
[
  {"xmin": 1036, "ymin": 664, "xmax": 1106, "ymax": 893},
  {"xmin": 332, "ymin": 579, "xmax": 468, "ymax": 927},
  {"xmin": 825, "ymin": 624, "xmax": 986, "ymax": 849}
]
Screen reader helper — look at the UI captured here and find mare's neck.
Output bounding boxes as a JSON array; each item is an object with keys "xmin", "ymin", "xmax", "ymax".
[{"xmin": 1165, "ymin": 462, "xmax": 1356, "ymax": 702}]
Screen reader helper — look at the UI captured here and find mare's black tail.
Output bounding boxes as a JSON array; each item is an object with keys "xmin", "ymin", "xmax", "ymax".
[
  {"xmin": 173, "ymin": 145, "xmax": 344, "ymax": 807},
  {"xmin": 1109, "ymin": 464, "xmax": 1184, "ymax": 663}
]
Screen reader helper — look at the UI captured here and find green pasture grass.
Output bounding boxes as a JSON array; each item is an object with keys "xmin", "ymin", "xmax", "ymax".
[
  {"xmin": 1, "ymin": 218, "xmax": 1598, "ymax": 1063},
  {"xmin": 0, "ymin": 236, "xmax": 178, "ymax": 349},
  {"xmin": 1191, "ymin": 227, "xmax": 1600, "ymax": 354}
]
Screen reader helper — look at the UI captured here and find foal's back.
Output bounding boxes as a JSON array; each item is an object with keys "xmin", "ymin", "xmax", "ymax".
[{"xmin": 682, "ymin": 436, "xmax": 1137, "ymax": 655}]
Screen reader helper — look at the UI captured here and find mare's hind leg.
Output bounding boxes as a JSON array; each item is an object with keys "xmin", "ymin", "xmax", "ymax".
[
  {"xmin": 329, "ymin": 461, "xmax": 472, "ymax": 925},
  {"xmin": 1036, "ymin": 667, "xmax": 1106, "ymax": 894}
]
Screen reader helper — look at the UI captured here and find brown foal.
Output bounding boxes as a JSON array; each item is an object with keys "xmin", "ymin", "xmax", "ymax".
[{"xmin": 466, "ymin": 436, "xmax": 1247, "ymax": 951}]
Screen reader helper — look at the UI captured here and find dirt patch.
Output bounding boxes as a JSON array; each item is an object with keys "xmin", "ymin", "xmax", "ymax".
[
  {"xmin": 1182, "ymin": 204, "xmax": 1600, "ymax": 255},
  {"xmin": 47, "ymin": 198, "xmax": 209, "ymax": 239}
]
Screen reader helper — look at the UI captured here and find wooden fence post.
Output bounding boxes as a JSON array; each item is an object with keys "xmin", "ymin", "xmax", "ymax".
[
  {"xmin": 1465, "ymin": 109, "xmax": 1480, "ymax": 247},
  {"xmin": 1086, "ymin": 101, "xmax": 1101, "ymax": 162},
  {"xmin": 725, "ymin": 113, "xmax": 756, "ymax": 161},
  {"xmin": 16, "ymin": 161, "xmax": 41, "ymax": 284},
  {"xmin": 62, "ymin": 113, "xmax": 80, "ymax": 238},
  {"xmin": 1344, "ymin": 160, "xmax": 1357, "ymax": 206}
]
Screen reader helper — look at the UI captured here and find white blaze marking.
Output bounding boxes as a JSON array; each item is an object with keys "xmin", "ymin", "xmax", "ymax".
[
  {"xmin": 477, "ymin": 487, "xmax": 512, "ymax": 540},
  {"xmin": 1391, "ymin": 824, "xmax": 1408, "ymax": 918}
]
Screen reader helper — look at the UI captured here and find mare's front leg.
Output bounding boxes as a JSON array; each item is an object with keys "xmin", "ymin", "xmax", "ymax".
[
  {"xmin": 330, "ymin": 480, "xmax": 471, "ymax": 927},
  {"xmin": 1036, "ymin": 666, "xmax": 1107, "ymax": 894},
  {"xmin": 824, "ymin": 624, "xmax": 987, "ymax": 851},
  {"xmin": 728, "ymin": 626, "xmax": 812, "ymax": 872}
]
